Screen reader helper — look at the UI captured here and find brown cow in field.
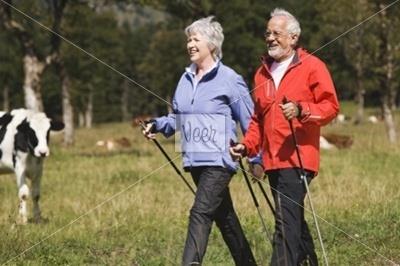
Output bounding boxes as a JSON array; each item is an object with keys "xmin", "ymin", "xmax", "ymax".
[
  {"xmin": 96, "ymin": 137, "xmax": 131, "ymax": 151},
  {"xmin": 320, "ymin": 133, "xmax": 353, "ymax": 150}
]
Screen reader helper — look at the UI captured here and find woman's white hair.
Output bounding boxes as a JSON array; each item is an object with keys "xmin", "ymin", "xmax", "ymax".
[
  {"xmin": 185, "ymin": 16, "xmax": 224, "ymax": 60},
  {"xmin": 270, "ymin": 8, "xmax": 301, "ymax": 36}
]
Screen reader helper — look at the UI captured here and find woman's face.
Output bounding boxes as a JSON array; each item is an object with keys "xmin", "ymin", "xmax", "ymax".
[{"xmin": 187, "ymin": 32, "xmax": 214, "ymax": 65}]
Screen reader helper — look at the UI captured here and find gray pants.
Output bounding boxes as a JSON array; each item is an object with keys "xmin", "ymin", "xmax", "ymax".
[{"xmin": 182, "ymin": 166, "xmax": 257, "ymax": 266}]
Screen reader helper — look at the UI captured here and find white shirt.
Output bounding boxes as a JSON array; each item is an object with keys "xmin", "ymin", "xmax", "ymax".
[{"xmin": 270, "ymin": 54, "xmax": 295, "ymax": 89}]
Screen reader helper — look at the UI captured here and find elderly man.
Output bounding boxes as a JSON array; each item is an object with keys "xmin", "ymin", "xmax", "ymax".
[{"xmin": 231, "ymin": 8, "xmax": 339, "ymax": 266}]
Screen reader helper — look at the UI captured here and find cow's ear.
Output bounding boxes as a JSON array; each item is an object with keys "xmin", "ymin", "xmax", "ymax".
[
  {"xmin": 0, "ymin": 113, "xmax": 12, "ymax": 126},
  {"xmin": 50, "ymin": 120, "xmax": 64, "ymax": 131}
]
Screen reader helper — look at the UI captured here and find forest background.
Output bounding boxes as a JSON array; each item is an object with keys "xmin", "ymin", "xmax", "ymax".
[{"xmin": 1, "ymin": 0, "xmax": 399, "ymax": 145}]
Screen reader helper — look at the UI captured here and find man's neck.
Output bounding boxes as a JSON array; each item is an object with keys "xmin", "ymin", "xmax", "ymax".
[{"xmin": 274, "ymin": 50, "xmax": 295, "ymax": 63}]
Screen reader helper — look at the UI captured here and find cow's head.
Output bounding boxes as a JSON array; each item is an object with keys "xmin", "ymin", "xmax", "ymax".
[{"xmin": 16, "ymin": 112, "xmax": 64, "ymax": 157}]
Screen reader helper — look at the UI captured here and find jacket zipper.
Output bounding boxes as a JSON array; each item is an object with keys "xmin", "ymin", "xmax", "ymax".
[
  {"xmin": 262, "ymin": 58, "xmax": 301, "ymax": 168},
  {"xmin": 189, "ymin": 77, "xmax": 199, "ymax": 166}
]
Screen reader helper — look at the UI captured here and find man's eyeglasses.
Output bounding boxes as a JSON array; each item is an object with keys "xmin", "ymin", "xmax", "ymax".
[{"xmin": 264, "ymin": 30, "xmax": 288, "ymax": 39}]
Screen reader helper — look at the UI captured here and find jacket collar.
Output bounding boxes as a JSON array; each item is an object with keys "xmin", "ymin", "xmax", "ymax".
[
  {"xmin": 185, "ymin": 60, "xmax": 220, "ymax": 80},
  {"xmin": 261, "ymin": 47, "xmax": 305, "ymax": 72}
]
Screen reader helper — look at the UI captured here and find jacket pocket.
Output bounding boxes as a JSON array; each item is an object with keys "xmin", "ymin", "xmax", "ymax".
[{"xmin": 192, "ymin": 152, "xmax": 219, "ymax": 163}]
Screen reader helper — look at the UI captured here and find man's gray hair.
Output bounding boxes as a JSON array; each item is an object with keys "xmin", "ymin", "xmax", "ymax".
[
  {"xmin": 270, "ymin": 8, "xmax": 301, "ymax": 36},
  {"xmin": 185, "ymin": 16, "xmax": 224, "ymax": 60}
]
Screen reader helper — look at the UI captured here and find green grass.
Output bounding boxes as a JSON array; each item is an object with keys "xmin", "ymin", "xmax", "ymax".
[{"xmin": 0, "ymin": 116, "xmax": 399, "ymax": 265}]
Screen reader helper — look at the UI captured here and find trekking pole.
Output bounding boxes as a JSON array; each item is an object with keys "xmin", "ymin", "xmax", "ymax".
[
  {"xmin": 139, "ymin": 120, "xmax": 195, "ymax": 195},
  {"xmin": 245, "ymin": 161, "xmax": 276, "ymax": 215},
  {"xmin": 282, "ymin": 97, "xmax": 329, "ymax": 265},
  {"xmin": 256, "ymin": 178, "xmax": 276, "ymax": 216},
  {"xmin": 230, "ymin": 140, "xmax": 272, "ymax": 244}
]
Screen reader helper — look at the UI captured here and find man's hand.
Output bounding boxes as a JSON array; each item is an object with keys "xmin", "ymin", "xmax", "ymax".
[
  {"xmin": 279, "ymin": 101, "xmax": 299, "ymax": 120},
  {"xmin": 142, "ymin": 121, "xmax": 156, "ymax": 139},
  {"xmin": 229, "ymin": 143, "xmax": 246, "ymax": 161}
]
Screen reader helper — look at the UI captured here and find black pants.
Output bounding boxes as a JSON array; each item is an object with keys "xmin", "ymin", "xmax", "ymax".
[
  {"xmin": 182, "ymin": 166, "xmax": 257, "ymax": 266},
  {"xmin": 267, "ymin": 168, "xmax": 318, "ymax": 266}
]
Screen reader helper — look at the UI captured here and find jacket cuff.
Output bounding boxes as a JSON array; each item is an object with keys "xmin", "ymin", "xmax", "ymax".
[
  {"xmin": 248, "ymin": 153, "xmax": 262, "ymax": 165},
  {"xmin": 149, "ymin": 118, "xmax": 159, "ymax": 133},
  {"xmin": 295, "ymin": 101, "xmax": 303, "ymax": 118},
  {"xmin": 297, "ymin": 102, "xmax": 310, "ymax": 122}
]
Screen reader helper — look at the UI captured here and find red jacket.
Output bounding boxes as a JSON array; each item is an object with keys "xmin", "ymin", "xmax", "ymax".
[{"xmin": 243, "ymin": 48, "xmax": 339, "ymax": 173}]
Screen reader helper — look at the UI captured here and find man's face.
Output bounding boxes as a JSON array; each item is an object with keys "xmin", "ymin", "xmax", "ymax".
[{"xmin": 265, "ymin": 16, "xmax": 298, "ymax": 62}]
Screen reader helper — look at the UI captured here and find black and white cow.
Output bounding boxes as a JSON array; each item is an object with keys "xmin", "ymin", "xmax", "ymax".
[{"xmin": 0, "ymin": 109, "xmax": 64, "ymax": 224}]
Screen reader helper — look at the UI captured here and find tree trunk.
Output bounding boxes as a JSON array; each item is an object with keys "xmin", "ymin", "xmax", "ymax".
[
  {"xmin": 166, "ymin": 94, "xmax": 173, "ymax": 114},
  {"xmin": 388, "ymin": 58, "xmax": 397, "ymax": 111},
  {"xmin": 78, "ymin": 112, "xmax": 85, "ymax": 128},
  {"xmin": 1, "ymin": 2, "xmax": 46, "ymax": 112},
  {"xmin": 354, "ymin": 88, "xmax": 365, "ymax": 125},
  {"xmin": 62, "ymin": 83, "xmax": 74, "ymax": 145},
  {"xmin": 383, "ymin": 43, "xmax": 396, "ymax": 143},
  {"xmin": 390, "ymin": 89, "xmax": 397, "ymax": 111},
  {"xmin": 382, "ymin": 96, "xmax": 396, "ymax": 143},
  {"xmin": 391, "ymin": 44, "xmax": 399, "ymax": 111},
  {"xmin": 23, "ymin": 55, "xmax": 45, "ymax": 112},
  {"xmin": 3, "ymin": 85, "xmax": 10, "ymax": 111},
  {"xmin": 85, "ymin": 86, "xmax": 93, "ymax": 128},
  {"xmin": 377, "ymin": 4, "xmax": 397, "ymax": 144},
  {"xmin": 55, "ymin": 58, "xmax": 74, "ymax": 145},
  {"xmin": 353, "ymin": 61, "xmax": 365, "ymax": 125},
  {"xmin": 49, "ymin": 0, "xmax": 73, "ymax": 144},
  {"xmin": 121, "ymin": 79, "xmax": 130, "ymax": 121}
]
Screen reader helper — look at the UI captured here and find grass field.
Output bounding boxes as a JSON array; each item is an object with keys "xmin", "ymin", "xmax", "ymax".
[{"xmin": 0, "ymin": 108, "xmax": 399, "ymax": 265}]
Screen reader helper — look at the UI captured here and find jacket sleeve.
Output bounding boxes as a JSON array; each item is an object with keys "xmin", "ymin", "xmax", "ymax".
[
  {"xmin": 242, "ymin": 112, "xmax": 262, "ymax": 158},
  {"xmin": 297, "ymin": 61, "xmax": 339, "ymax": 126},
  {"xmin": 154, "ymin": 95, "xmax": 178, "ymax": 138},
  {"xmin": 229, "ymin": 74, "xmax": 262, "ymax": 161},
  {"xmin": 241, "ymin": 73, "xmax": 264, "ymax": 158},
  {"xmin": 229, "ymin": 74, "xmax": 254, "ymax": 134}
]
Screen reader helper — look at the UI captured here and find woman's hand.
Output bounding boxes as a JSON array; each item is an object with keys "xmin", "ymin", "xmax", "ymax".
[
  {"xmin": 142, "ymin": 121, "xmax": 156, "ymax": 139},
  {"xmin": 229, "ymin": 143, "xmax": 246, "ymax": 161}
]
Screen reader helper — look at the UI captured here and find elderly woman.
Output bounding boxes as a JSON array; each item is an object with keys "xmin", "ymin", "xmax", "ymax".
[{"xmin": 143, "ymin": 16, "xmax": 257, "ymax": 266}]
